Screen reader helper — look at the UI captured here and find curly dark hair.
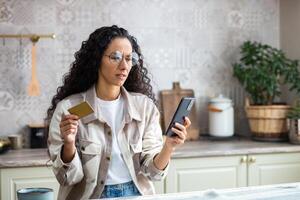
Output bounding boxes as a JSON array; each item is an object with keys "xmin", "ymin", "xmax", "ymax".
[{"xmin": 45, "ymin": 25, "xmax": 156, "ymax": 125}]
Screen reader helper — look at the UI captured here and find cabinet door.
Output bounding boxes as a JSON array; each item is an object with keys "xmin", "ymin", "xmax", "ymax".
[
  {"xmin": 0, "ymin": 166, "xmax": 59, "ymax": 200},
  {"xmin": 165, "ymin": 156, "xmax": 247, "ymax": 193},
  {"xmin": 248, "ymin": 152, "xmax": 300, "ymax": 186}
]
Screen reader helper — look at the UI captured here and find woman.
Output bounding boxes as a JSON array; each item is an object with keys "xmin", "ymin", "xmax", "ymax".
[{"xmin": 46, "ymin": 25, "xmax": 191, "ymax": 199}]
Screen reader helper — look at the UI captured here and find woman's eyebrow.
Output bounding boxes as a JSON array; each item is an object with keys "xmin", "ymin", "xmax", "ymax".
[{"xmin": 125, "ymin": 52, "xmax": 133, "ymax": 57}]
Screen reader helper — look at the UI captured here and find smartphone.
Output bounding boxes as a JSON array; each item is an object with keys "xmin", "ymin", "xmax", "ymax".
[
  {"xmin": 165, "ymin": 97, "xmax": 195, "ymax": 137},
  {"xmin": 68, "ymin": 101, "xmax": 94, "ymax": 119}
]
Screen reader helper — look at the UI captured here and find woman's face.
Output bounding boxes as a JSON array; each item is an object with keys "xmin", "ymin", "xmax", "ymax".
[{"xmin": 99, "ymin": 37, "xmax": 133, "ymax": 87}]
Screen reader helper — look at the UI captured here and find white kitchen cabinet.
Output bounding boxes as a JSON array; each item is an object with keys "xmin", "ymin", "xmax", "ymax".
[
  {"xmin": 166, "ymin": 155, "xmax": 247, "ymax": 193},
  {"xmin": 0, "ymin": 166, "xmax": 59, "ymax": 200},
  {"xmin": 165, "ymin": 152, "xmax": 300, "ymax": 193},
  {"xmin": 248, "ymin": 152, "xmax": 300, "ymax": 186}
]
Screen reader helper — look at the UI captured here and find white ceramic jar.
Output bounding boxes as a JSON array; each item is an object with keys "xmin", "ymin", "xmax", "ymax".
[{"xmin": 208, "ymin": 94, "xmax": 234, "ymax": 137}]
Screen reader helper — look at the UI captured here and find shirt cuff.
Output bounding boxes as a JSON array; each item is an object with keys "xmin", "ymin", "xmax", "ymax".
[
  {"xmin": 53, "ymin": 146, "xmax": 80, "ymax": 171},
  {"xmin": 52, "ymin": 147, "xmax": 82, "ymax": 184},
  {"xmin": 148, "ymin": 154, "xmax": 169, "ymax": 180}
]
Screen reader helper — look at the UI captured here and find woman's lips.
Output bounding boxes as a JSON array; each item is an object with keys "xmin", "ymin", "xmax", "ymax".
[{"xmin": 116, "ymin": 74, "xmax": 127, "ymax": 80}]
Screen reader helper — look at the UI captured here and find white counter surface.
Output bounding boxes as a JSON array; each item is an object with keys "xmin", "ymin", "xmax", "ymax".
[{"xmin": 101, "ymin": 182, "xmax": 300, "ymax": 200}]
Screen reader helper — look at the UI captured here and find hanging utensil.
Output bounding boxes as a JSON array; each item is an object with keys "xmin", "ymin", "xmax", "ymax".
[{"xmin": 27, "ymin": 35, "xmax": 40, "ymax": 96}]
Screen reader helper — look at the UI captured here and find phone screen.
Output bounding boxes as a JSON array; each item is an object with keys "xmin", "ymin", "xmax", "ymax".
[{"xmin": 165, "ymin": 97, "xmax": 195, "ymax": 137}]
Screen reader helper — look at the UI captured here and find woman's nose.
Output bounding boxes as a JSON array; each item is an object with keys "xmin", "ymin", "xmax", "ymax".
[{"xmin": 118, "ymin": 57, "xmax": 129, "ymax": 69}]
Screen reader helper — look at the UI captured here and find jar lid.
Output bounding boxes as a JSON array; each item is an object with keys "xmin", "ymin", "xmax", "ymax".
[{"xmin": 209, "ymin": 94, "xmax": 232, "ymax": 103}]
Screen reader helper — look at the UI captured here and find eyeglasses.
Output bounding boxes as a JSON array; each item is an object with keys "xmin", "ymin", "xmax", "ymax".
[{"xmin": 104, "ymin": 51, "xmax": 139, "ymax": 67}]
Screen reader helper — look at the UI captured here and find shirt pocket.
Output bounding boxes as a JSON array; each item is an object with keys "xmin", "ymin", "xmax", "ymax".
[
  {"xmin": 127, "ymin": 123, "xmax": 143, "ymax": 154},
  {"xmin": 79, "ymin": 139, "xmax": 102, "ymax": 155},
  {"xmin": 79, "ymin": 139, "xmax": 102, "ymax": 182}
]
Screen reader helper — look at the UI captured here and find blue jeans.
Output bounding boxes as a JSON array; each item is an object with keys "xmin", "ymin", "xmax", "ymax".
[{"xmin": 100, "ymin": 180, "xmax": 141, "ymax": 198}]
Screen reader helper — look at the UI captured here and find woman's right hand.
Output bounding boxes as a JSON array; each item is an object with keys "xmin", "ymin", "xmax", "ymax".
[{"xmin": 59, "ymin": 114, "xmax": 79, "ymax": 145}]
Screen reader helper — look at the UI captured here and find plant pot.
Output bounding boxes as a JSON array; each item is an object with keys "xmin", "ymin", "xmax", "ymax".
[
  {"xmin": 288, "ymin": 119, "xmax": 300, "ymax": 144},
  {"xmin": 245, "ymin": 98, "xmax": 291, "ymax": 142}
]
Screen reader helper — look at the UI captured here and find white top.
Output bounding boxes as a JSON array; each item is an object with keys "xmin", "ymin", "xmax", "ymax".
[{"xmin": 97, "ymin": 95, "xmax": 132, "ymax": 185}]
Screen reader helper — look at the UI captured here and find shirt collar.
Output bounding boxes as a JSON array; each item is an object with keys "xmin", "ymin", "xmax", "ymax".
[
  {"xmin": 120, "ymin": 86, "xmax": 142, "ymax": 123},
  {"xmin": 82, "ymin": 85, "xmax": 142, "ymax": 124}
]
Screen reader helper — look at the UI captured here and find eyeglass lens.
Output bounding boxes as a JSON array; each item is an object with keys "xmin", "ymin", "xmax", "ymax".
[{"xmin": 108, "ymin": 51, "xmax": 139, "ymax": 67}]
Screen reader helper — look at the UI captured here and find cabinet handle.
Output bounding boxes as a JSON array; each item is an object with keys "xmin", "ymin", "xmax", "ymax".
[
  {"xmin": 248, "ymin": 156, "xmax": 256, "ymax": 163},
  {"xmin": 240, "ymin": 156, "xmax": 247, "ymax": 163}
]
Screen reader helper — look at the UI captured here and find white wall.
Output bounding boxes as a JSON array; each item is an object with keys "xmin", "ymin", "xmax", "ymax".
[
  {"xmin": 0, "ymin": 0, "xmax": 279, "ymax": 139},
  {"xmin": 280, "ymin": 0, "xmax": 300, "ymax": 60},
  {"xmin": 280, "ymin": 0, "xmax": 300, "ymax": 105}
]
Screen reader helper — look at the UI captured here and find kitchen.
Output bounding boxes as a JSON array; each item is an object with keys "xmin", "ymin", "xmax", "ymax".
[{"xmin": 1, "ymin": 0, "xmax": 300, "ymax": 199}]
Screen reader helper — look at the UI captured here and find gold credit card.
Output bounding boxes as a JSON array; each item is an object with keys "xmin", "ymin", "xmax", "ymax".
[{"xmin": 68, "ymin": 101, "xmax": 94, "ymax": 118}]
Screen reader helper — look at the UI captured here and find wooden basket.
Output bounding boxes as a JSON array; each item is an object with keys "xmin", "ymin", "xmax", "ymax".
[{"xmin": 245, "ymin": 98, "xmax": 291, "ymax": 141}]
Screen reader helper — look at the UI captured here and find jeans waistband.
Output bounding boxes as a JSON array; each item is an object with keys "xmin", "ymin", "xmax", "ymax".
[
  {"xmin": 104, "ymin": 180, "xmax": 134, "ymax": 189},
  {"xmin": 101, "ymin": 180, "xmax": 140, "ymax": 198}
]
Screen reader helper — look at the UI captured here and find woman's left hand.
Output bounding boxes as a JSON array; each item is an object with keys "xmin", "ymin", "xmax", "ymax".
[
  {"xmin": 154, "ymin": 117, "xmax": 192, "ymax": 170},
  {"xmin": 164, "ymin": 117, "xmax": 191, "ymax": 151}
]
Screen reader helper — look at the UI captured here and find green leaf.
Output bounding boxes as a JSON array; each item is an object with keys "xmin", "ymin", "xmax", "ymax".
[{"xmin": 232, "ymin": 40, "xmax": 300, "ymax": 105}]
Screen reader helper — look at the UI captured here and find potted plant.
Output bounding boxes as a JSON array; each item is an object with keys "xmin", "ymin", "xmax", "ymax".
[
  {"xmin": 233, "ymin": 41, "xmax": 300, "ymax": 141},
  {"xmin": 287, "ymin": 100, "xmax": 300, "ymax": 144}
]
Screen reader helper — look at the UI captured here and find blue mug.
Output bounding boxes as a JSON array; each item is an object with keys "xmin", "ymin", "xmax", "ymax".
[{"xmin": 17, "ymin": 188, "xmax": 53, "ymax": 200}]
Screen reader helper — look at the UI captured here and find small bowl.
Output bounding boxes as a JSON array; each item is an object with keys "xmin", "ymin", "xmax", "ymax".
[{"xmin": 17, "ymin": 188, "xmax": 53, "ymax": 200}]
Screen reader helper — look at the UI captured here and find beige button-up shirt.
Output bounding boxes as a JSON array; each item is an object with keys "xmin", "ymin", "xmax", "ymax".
[{"xmin": 48, "ymin": 86, "xmax": 169, "ymax": 200}]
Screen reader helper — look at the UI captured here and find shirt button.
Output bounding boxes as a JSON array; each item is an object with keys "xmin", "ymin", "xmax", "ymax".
[
  {"xmin": 106, "ymin": 156, "xmax": 110, "ymax": 161},
  {"xmin": 81, "ymin": 146, "xmax": 85, "ymax": 151},
  {"xmin": 107, "ymin": 131, "xmax": 112, "ymax": 136},
  {"xmin": 100, "ymin": 180, "xmax": 104, "ymax": 184}
]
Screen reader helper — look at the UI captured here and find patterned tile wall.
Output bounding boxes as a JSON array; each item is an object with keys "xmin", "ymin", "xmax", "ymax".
[{"xmin": 0, "ymin": 0, "xmax": 279, "ymax": 141}]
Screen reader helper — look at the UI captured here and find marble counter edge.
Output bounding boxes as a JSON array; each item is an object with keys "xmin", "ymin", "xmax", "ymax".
[
  {"xmin": 0, "ymin": 148, "xmax": 52, "ymax": 168},
  {"xmin": 2, "ymin": 139, "xmax": 300, "ymax": 168},
  {"xmin": 0, "ymin": 160, "xmax": 52, "ymax": 168},
  {"xmin": 171, "ymin": 146, "xmax": 300, "ymax": 158}
]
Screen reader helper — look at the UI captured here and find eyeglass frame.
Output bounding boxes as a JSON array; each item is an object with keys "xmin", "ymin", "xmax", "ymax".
[{"xmin": 103, "ymin": 50, "xmax": 140, "ymax": 67}]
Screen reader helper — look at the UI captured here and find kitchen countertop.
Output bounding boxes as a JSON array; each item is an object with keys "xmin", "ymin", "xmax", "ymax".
[
  {"xmin": 172, "ymin": 136, "xmax": 300, "ymax": 158},
  {"xmin": 1, "ymin": 137, "xmax": 300, "ymax": 168},
  {"xmin": 0, "ymin": 148, "xmax": 51, "ymax": 168},
  {"xmin": 101, "ymin": 182, "xmax": 300, "ymax": 200}
]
